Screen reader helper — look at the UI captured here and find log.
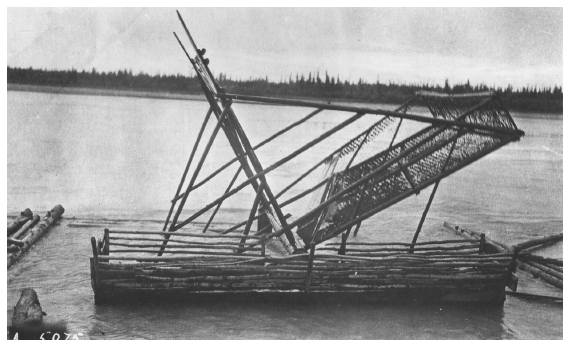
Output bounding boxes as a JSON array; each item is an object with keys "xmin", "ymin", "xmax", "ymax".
[
  {"xmin": 109, "ymin": 236, "xmax": 255, "ymax": 247},
  {"xmin": 109, "ymin": 242, "xmax": 261, "ymax": 251},
  {"xmin": 326, "ymin": 239, "xmax": 477, "ymax": 246},
  {"xmin": 109, "ymin": 229, "xmax": 263, "ymax": 239},
  {"xmin": 518, "ymin": 262, "xmax": 562, "ymax": 289},
  {"xmin": 8, "ymin": 238, "xmax": 25, "ymax": 246},
  {"xmin": 10, "ymin": 214, "xmax": 40, "ymax": 240},
  {"xmin": 505, "ymin": 291, "xmax": 563, "ymax": 302},
  {"xmin": 525, "ymin": 261, "xmax": 562, "ymax": 280},
  {"xmin": 513, "ymin": 233, "xmax": 563, "ymax": 252},
  {"xmin": 7, "ymin": 205, "xmax": 65, "ymax": 269},
  {"xmin": 442, "ymin": 222, "xmax": 508, "ymax": 253},
  {"xmin": 109, "ymin": 249, "xmax": 263, "ymax": 256},
  {"xmin": 7, "ymin": 208, "xmax": 33, "ymax": 236},
  {"xmin": 320, "ymin": 244, "xmax": 479, "ymax": 252},
  {"xmin": 99, "ymin": 254, "xmax": 262, "ymax": 262},
  {"xmin": 9, "ymin": 288, "xmax": 67, "ymax": 340},
  {"xmin": 542, "ymin": 263, "xmax": 563, "ymax": 273},
  {"xmin": 517, "ymin": 253, "xmax": 562, "ymax": 267}
]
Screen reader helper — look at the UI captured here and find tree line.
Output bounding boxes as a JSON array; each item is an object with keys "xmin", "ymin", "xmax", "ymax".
[{"xmin": 7, "ymin": 66, "xmax": 562, "ymax": 113}]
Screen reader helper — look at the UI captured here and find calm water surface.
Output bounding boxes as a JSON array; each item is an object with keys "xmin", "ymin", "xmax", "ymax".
[{"xmin": 7, "ymin": 91, "xmax": 562, "ymax": 339}]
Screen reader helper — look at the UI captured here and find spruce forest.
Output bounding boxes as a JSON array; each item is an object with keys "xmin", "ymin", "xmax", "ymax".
[{"xmin": 7, "ymin": 66, "xmax": 562, "ymax": 113}]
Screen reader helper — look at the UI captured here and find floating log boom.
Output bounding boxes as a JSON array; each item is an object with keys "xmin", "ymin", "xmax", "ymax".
[
  {"xmin": 443, "ymin": 223, "xmax": 562, "ymax": 291},
  {"xmin": 8, "ymin": 205, "xmax": 65, "ymax": 269},
  {"xmin": 7, "ymin": 208, "xmax": 33, "ymax": 236},
  {"xmin": 512, "ymin": 233, "xmax": 563, "ymax": 252}
]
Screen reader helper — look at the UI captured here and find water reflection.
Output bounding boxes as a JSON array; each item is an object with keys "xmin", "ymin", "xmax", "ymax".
[{"xmin": 86, "ymin": 299, "xmax": 511, "ymax": 339}]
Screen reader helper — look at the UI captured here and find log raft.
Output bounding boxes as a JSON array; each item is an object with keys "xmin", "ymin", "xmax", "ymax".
[
  {"xmin": 443, "ymin": 222, "xmax": 562, "ymax": 290},
  {"xmin": 7, "ymin": 205, "xmax": 65, "ymax": 269},
  {"xmin": 7, "ymin": 208, "xmax": 33, "ymax": 236},
  {"xmin": 90, "ymin": 227, "xmax": 516, "ymax": 304}
]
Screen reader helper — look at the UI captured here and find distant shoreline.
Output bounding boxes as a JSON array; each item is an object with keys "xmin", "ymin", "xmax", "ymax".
[
  {"xmin": 8, "ymin": 83, "xmax": 207, "ymax": 102},
  {"xmin": 8, "ymin": 83, "xmax": 562, "ymax": 117}
]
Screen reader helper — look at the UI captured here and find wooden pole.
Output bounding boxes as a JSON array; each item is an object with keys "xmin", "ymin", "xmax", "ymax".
[
  {"xmin": 173, "ymin": 111, "xmax": 366, "ymax": 231},
  {"xmin": 512, "ymin": 233, "xmax": 563, "ymax": 252},
  {"xmin": 202, "ymin": 166, "xmax": 242, "ymax": 233},
  {"xmin": 222, "ymin": 103, "xmax": 305, "ymax": 249},
  {"xmin": 219, "ymin": 93, "xmax": 524, "ymax": 138},
  {"xmin": 261, "ymin": 239, "xmax": 266, "ymax": 257},
  {"xmin": 103, "ymin": 228, "xmax": 110, "ymax": 261},
  {"xmin": 517, "ymin": 262, "xmax": 562, "ymax": 289},
  {"xmin": 353, "ymin": 222, "xmax": 362, "ymax": 237},
  {"xmin": 389, "ymin": 118, "xmax": 404, "ymax": 149},
  {"xmin": 173, "ymin": 32, "xmax": 271, "ymax": 235},
  {"xmin": 163, "ymin": 107, "xmax": 213, "ymax": 231},
  {"xmin": 479, "ymin": 233, "xmax": 486, "ymax": 255},
  {"xmin": 90, "ymin": 236, "xmax": 100, "ymax": 292},
  {"xmin": 160, "ymin": 103, "xmax": 232, "ymax": 255},
  {"xmin": 220, "ymin": 179, "xmax": 327, "ymax": 236},
  {"xmin": 409, "ymin": 129, "xmax": 461, "ymax": 252},
  {"xmin": 305, "ymin": 242, "xmax": 316, "ymax": 292},
  {"xmin": 169, "ymin": 102, "xmax": 232, "ymax": 232},
  {"xmin": 176, "ymin": 108, "xmax": 324, "ymax": 202},
  {"xmin": 409, "ymin": 182, "xmax": 440, "ymax": 253},
  {"xmin": 240, "ymin": 183, "xmax": 264, "ymax": 250},
  {"xmin": 517, "ymin": 254, "xmax": 562, "ymax": 267},
  {"xmin": 338, "ymin": 230, "xmax": 350, "ymax": 255}
]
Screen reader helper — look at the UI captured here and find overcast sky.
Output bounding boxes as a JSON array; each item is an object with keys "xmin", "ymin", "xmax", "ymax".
[{"xmin": 7, "ymin": 7, "xmax": 563, "ymax": 89}]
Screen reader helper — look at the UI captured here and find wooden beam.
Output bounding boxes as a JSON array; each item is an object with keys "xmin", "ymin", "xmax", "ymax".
[
  {"xmin": 174, "ymin": 108, "xmax": 324, "ymax": 202},
  {"xmin": 173, "ymin": 112, "xmax": 366, "ymax": 231},
  {"xmin": 219, "ymin": 93, "xmax": 525, "ymax": 138},
  {"xmin": 163, "ymin": 107, "xmax": 213, "ymax": 230}
]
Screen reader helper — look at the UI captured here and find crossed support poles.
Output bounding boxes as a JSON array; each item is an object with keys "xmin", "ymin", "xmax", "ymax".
[
  {"xmin": 160, "ymin": 95, "xmax": 301, "ymax": 256},
  {"xmin": 163, "ymin": 12, "xmax": 524, "ymax": 258}
]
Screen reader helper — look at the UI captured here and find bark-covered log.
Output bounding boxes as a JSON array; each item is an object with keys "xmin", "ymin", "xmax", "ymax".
[
  {"xmin": 525, "ymin": 260, "xmax": 562, "ymax": 281},
  {"xmin": 517, "ymin": 253, "xmax": 563, "ymax": 267},
  {"xmin": 7, "ymin": 244, "xmax": 20, "ymax": 253},
  {"xmin": 11, "ymin": 214, "xmax": 40, "ymax": 240},
  {"xmin": 7, "ymin": 238, "xmax": 25, "ymax": 247},
  {"xmin": 518, "ymin": 262, "xmax": 563, "ymax": 289},
  {"xmin": 513, "ymin": 233, "xmax": 563, "ymax": 252},
  {"xmin": 442, "ymin": 222, "xmax": 508, "ymax": 254},
  {"xmin": 9, "ymin": 288, "xmax": 67, "ymax": 340},
  {"xmin": 7, "ymin": 205, "xmax": 65, "ymax": 269},
  {"xmin": 7, "ymin": 208, "xmax": 33, "ymax": 236}
]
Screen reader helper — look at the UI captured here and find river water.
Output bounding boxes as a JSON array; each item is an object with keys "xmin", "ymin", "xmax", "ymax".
[{"xmin": 7, "ymin": 90, "xmax": 562, "ymax": 339}]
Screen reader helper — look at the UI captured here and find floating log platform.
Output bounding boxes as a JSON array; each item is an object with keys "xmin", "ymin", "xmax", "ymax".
[
  {"xmin": 443, "ymin": 222, "xmax": 562, "ymax": 291},
  {"xmin": 8, "ymin": 205, "xmax": 65, "ymax": 269},
  {"xmin": 90, "ymin": 228, "xmax": 516, "ymax": 304},
  {"xmin": 7, "ymin": 208, "xmax": 33, "ymax": 236}
]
